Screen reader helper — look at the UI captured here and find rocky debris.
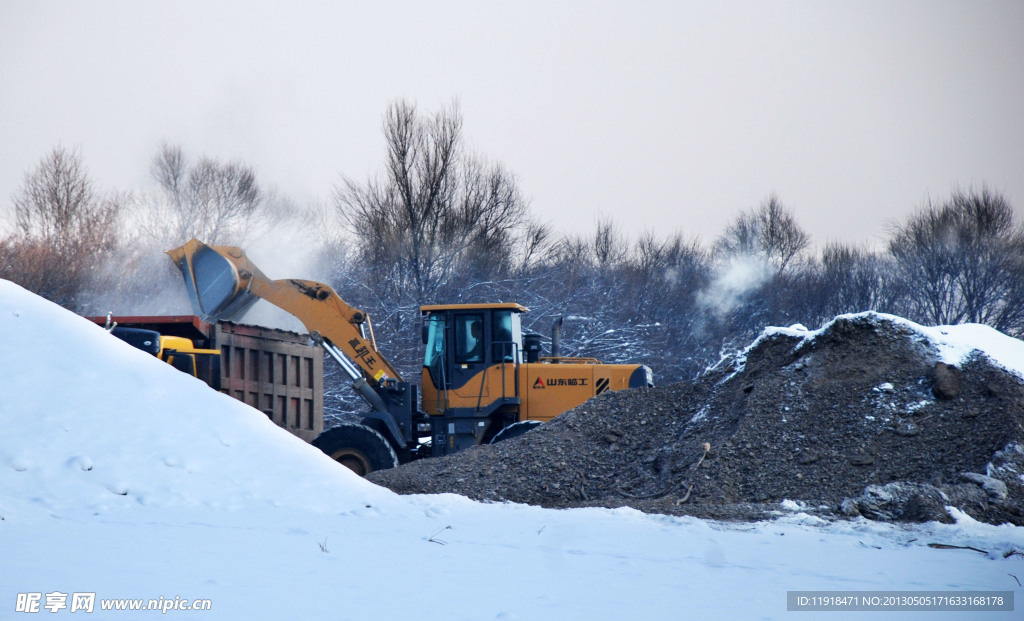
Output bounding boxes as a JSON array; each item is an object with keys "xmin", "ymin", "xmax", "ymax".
[
  {"xmin": 369, "ymin": 314, "xmax": 1024, "ymax": 525},
  {"xmin": 961, "ymin": 472, "xmax": 1009, "ymax": 502},
  {"xmin": 841, "ymin": 481, "xmax": 992, "ymax": 523},
  {"xmin": 845, "ymin": 482, "xmax": 957, "ymax": 522},
  {"xmin": 932, "ymin": 362, "xmax": 962, "ymax": 399}
]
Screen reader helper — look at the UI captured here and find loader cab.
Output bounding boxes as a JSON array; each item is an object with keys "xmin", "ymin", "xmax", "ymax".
[{"xmin": 420, "ymin": 303, "xmax": 526, "ymax": 401}]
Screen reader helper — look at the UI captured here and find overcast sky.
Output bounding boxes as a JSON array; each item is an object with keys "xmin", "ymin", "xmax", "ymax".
[{"xmin": 1, "ymin": 0, "xmax": 1022, "ymax": 250}]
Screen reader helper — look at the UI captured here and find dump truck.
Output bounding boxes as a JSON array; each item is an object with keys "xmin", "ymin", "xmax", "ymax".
[
  {"xmin": 91, "ymin": 315, "xmax": 324, "ymax": 442},
  {"xmin": 167, "ymin": 238, "xmax": 654, "ymax": 475}
]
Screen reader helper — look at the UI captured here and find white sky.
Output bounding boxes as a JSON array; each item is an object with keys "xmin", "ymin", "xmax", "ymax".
[{"xmin": 1, "ymin": 0, "xmax": 1022, "ymax": 250}]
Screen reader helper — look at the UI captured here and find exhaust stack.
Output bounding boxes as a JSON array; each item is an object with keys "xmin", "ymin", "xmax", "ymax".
[{"xmin": 551, "ymin": 316, "xmax": 563, "ymax": 360}]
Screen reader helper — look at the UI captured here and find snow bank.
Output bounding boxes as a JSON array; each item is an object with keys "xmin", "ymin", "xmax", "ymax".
[{"xmin": 0, "ymin": 280, "xmax": 392, "ymax": 522}]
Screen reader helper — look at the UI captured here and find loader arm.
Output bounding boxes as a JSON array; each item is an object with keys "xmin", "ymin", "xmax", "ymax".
[{"xmin": 166, "ymin": 239, "xmax": 403, "ymax": 387}]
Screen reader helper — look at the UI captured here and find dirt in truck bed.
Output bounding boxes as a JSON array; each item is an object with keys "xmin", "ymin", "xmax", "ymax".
[{"xmin": 368, "ymin": 313, "xmax": 1024, "ymax": 525}]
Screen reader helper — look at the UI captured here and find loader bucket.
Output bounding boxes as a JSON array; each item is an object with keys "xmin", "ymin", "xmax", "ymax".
[{"xmin": 166, "ymin": 239, "xmax": 260, "ymax": 323}]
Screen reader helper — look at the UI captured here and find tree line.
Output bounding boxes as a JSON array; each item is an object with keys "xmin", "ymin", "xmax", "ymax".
[{"xmin": 3, "ymin": 101, "xmax": 1022, "ymax": 418}]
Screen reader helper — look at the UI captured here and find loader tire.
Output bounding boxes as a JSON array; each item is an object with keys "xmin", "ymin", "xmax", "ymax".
[
  {"xmin": 489, "ymin": 420, "xmax": 542, "ymax": 444},
  {"xmin": 312, "ymin": 423, "xmax": 399, "ymax": 476}
]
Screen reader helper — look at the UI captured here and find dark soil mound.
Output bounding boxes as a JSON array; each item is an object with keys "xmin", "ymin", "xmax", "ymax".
[{"xmin": 369, "ymin": 314, "xmax": 1024, "ymax": 525}]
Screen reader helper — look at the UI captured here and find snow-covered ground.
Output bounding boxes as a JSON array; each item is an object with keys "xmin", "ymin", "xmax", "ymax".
[{"xmin": 1, "ymin": 280, "xmax": 1021, "ymax": 620}]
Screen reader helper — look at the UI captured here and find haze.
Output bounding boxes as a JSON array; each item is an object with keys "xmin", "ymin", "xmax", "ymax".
[{"xmin": 1, "ymin": 0, "xmax": 1022, "ymax": 248}]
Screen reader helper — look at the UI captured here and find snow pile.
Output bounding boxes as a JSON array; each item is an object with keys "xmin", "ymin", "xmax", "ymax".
[
  {"xmin": 1, "ymin": 282, "xmax": 1021, "ymax": 620},
  {"xmin": 0, "ymin": 280, "xmax": 392, "ymax": 522}
]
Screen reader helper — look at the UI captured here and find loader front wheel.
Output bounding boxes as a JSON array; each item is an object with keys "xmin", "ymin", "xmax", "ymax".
[{"xmin": 312, "ymin": 423, "xmax": 399, "ymax": 476}]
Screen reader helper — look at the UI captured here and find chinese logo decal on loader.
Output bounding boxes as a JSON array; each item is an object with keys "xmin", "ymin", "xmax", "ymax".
[{"xmin": 533, "ymin": 377, "xmax": 591, "ymax": 389}]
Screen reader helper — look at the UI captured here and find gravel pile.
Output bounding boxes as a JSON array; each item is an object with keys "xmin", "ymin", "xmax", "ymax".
[{"xmin": 369, "ymin": 314, "xmax": 1024, "ymax": 524}]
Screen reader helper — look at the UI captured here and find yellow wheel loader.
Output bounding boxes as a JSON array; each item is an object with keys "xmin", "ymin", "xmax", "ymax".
[{"xmin": 168, "ymin": 239, "xmax": 653, "ymax": 475}]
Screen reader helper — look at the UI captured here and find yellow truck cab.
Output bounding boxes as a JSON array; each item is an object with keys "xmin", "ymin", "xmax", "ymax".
[
  {"xmin": 156, "ymin": 334, "xmax": 221, "ymax": 380},
  {"xmin": 107, "ymin": 325, "xmax": 221, "ymax": 388}
]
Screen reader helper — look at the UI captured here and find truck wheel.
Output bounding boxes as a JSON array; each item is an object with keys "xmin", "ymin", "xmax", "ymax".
[
  {"xmin": 312, "ymin": 423, "xmax": 399, "ymax": 476},
  {"xmin": 489, "ymin": 420, "xmax": 542, "ymax": 444}
]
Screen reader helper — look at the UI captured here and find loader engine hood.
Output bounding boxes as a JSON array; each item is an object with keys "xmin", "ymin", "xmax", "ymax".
[{"xmin": 166, "ymin": 238, "xmax": 260, "ymax": 323}]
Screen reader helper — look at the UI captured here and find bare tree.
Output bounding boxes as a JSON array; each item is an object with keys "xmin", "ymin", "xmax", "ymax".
[
  {"xmin": 623, "ymin": 230, "xmax": 706, "ymax": 320},
  {"xmin": 3, "ymin": 146, "xmax": 120, "ymax": 310},
  {"xmin": 715, "ymin": 195, "xmax": 810, "ymax": 273},
  {"xmin": 13, "ymin": 146, "xmax": 116, "ymax": 253},
  {"xmin": 816, "ymin": 242, "xmax": 894, "ymax": 318},
  {"xmin": 151, "ymin": 142, "xmax": 185, "ymax": 198},
  {"xmin": 333, "ymin": 100, "xmax": 532, "ymax": 301},
  {"xmin": 515, "ymin": 219, "xmax": 553, "ymax": 275},
  {"xmin": 149, "ymin": 143, "xmax": 265, "ymax": 244},
  {"xmin": 889, "ymin": 187, "xmax": 1024, "ymax": 333},
  {"xmin": 547, "ymin": 219, "xmax": 629, "ymax": 280}
]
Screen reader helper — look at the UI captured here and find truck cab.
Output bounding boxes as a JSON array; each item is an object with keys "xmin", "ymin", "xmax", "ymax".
[{"xmin": 108, "ymin": 326, "xmax": 221, "ymax": 387}]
